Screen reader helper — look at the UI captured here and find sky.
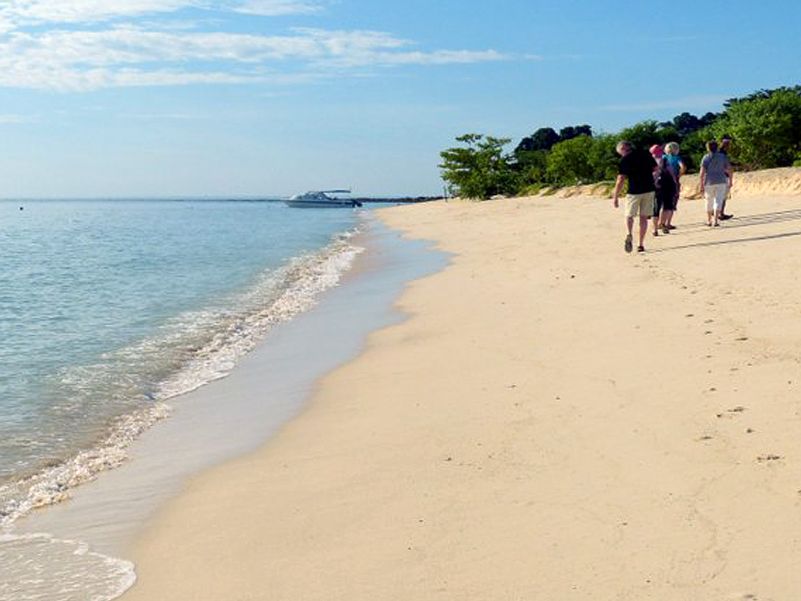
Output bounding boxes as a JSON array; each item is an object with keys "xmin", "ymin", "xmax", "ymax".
[{"xmin": 0, "ymin": 0, "xmax": 799, "ymax": 198}]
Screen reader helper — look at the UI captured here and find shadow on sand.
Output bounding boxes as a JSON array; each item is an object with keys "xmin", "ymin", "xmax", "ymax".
[{"xmin": 651, "ymin": 207, "xmax": 801, "ymax": 252}]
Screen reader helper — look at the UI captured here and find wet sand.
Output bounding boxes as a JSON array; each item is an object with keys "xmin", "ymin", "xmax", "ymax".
[{"xmin": 124, "ymin": 186, "xmax": 801, "ymax": 600}]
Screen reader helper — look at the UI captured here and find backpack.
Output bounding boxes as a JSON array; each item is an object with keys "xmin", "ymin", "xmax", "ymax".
[{"xmin": 655, "ymin": 157, "xmax": 677, "ymax": 195}]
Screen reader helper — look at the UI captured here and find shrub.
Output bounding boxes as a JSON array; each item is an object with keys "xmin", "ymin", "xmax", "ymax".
[
  {"xmin": 586, "ymin": 134, "xmax": 619, "ymax": 182},
  {"xmin": 545, "ymin": 135, "xmax": 596, "ymax": 185}
]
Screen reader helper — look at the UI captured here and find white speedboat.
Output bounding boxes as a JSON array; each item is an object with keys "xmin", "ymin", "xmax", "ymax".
[{"xmin": 285, "ymin": 190, "xmax": 362, "ymax": 208}]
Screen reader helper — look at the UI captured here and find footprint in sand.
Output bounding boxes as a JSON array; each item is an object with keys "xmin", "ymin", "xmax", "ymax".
[
  {"xmin": 716, "ymin": 407, "xmax": 746, "ymax": 418},
  {"xmin": 756, "ymin": 454, "xmax": 782, "ymax": 463}
]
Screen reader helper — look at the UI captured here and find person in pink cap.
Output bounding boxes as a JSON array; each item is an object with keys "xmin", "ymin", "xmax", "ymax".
[{"xmin": 649, "ymin": 144, "xmax": 677, "ymax": 235}]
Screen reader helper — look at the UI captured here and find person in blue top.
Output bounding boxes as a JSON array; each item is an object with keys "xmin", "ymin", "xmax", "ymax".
[{"xmin": 662, "ymin": 142, "xmax": 685, "ymax": 231}]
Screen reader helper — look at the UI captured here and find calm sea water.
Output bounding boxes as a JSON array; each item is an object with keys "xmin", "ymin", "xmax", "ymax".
[
  {"xmin": 0, "ymin": 199, "xmax": 362, "ymax": 526},
  {"xmin": 0, "ymin": 199, "xmax": 444, "ymax": 601},
  {"xmin": 0, "ymin": 199, "xmax": 367, "ymax": 600}
]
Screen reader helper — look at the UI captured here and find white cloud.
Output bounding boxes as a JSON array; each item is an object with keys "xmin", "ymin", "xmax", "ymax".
[
  {"xmin": 0, "ymin": 5, "xmax": 509, "ymax": 91},
  {"xmin": 232, "ymin": 0, "xmax": 322, "ymax": 16},
  {"xmin": 0, "ymin": 0, "xmax": 199, "ymax": 25},
  {"xmin": 327, "ymin": 49, "xmax": 507, "ymax": 67},
  {"xmin": 0, "ymin": 0, "xmax": 322, "ymax": 26}
]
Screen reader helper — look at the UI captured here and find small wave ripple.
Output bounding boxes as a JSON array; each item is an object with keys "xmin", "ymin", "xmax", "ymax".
[{"xmin": 0, "ymin": 228, "xmax": 363, "ymax": 528}]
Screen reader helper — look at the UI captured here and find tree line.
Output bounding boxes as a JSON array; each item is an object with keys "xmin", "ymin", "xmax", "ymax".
[{"xmin": 439, "ymin": 86, "xmax": 801, "ymax": 199}]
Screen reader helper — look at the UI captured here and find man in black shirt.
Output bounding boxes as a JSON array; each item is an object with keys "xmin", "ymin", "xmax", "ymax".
[{"xmin": 613, "ymin": 140, "xmax": 657, "ymax": 253}]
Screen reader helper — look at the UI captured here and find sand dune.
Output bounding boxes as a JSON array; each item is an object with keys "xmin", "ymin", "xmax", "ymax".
[
  {"xmin": 541, "ymin": 166, "xmax": 801, "ymax": 200},
  {"xmin": 681, "ymin": 166, "xmax": 801, "ymax": 198}
]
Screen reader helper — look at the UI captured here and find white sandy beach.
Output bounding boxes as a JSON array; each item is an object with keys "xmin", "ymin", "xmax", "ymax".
[{"xmin": 123, "ymin": 170, "xmax": 801, "ymax": 600}]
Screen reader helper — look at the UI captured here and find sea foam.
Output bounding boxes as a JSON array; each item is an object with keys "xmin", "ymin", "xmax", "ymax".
[{"xmin": 0, "ymin": 533, "xmax": 136, "ymax": 601}]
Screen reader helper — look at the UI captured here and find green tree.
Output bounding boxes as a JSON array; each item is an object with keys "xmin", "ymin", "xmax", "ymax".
[
  {"xmin": 663, "ymin": 111, "xmax": 719, "ymax": 140},
  {"xmin": 515, "ymin": 127, "xmax": 560, "ymax": 153},
  {"xmin": 675, "ymin": 128, "xmax": 710, "ymax": 172},
  {"xmin": 618, "ymin": 120, "xmax": 678, "ymax": 150},
  {"xmin": 439, "ymin": 134, "xmax": 519, "ymax": 199},
  {"xmin": 558, "ymin": 124, "xmax": 593, "ymax": 142},
  {"xmin": 545, "ymin": 135, "xmax": 596, "ymax": 185},
  {"xmin": 512, "ymin": 149, "xmax": 548, "ymax": 185},
  {"xmin": 586, "ymin": 134, "xmax": 619, "ymax": 182},
  {"xmin": 712, "ymin": 88, "xmax": 801, "ymax": 169}
]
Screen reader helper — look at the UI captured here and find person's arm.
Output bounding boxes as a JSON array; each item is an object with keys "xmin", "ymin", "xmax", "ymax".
[
  {"xmin": 612, "ymin": 174, "xmax": 626, "ymax": 208},
  {"xmin": 678, "ymin": 159, "xmax": 686, "ymax": 177},
  {"xmin": 699, "ymin": 154, "xmax": 709, "ymax": 194}
]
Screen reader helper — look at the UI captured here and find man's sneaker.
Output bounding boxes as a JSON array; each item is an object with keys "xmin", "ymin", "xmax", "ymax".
[
  {"xmin": 625, "ymin": 234, "xmax": 633, "ymax": 253},
  {"xmin": 720, "ymin": 213, "xmax": 733, "ymax": 220},
  {"xmin": 637, "ymin": 245, "xmax": 645, "ymax": 252}
]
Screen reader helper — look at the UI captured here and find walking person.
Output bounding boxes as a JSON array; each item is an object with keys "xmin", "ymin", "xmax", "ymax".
[
  {"xmin": 663, "ymin": 141, "xmax": 685, "ymax": 230},
  {"xmin": 649, "ymin": 144, "xmax": 665, "ymax": 236},
  {"xmin": 613, "ymin": 140, "xmax": 657, "ymax": 253},
  {"xmin": 718, "ymin": 135, "xmax": 734, "ymax": 219},
  {"xmin": 699, "ymin": 140, "xmax": 732, "ymax": 227},
  {"xmin": 649, "ymin": 144, "xmax": 678, "ymax": 235}
]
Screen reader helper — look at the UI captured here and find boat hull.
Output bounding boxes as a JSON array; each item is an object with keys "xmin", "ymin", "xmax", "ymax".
[{"xmin": 284, "ymin": 199, "xmax": 361, "ymax": 208}]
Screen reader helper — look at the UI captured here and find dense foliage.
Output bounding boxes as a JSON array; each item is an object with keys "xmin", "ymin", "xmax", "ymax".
[
  {"xmin": 440, "ymin": 85, "xmax": 801, "ymax": 199},
  {"xmin": 439, "ymin": 134, "xmax": 520, "ymax": 199}
]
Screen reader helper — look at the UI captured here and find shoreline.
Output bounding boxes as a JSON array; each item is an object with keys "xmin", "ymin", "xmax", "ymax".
[
  {"xmin": 125, "ymin": 190, "xmax": 800, "ymax": 600},
  {"xmin": 3, "ymin": 215, "xmax": 445, "ymax": 600}
]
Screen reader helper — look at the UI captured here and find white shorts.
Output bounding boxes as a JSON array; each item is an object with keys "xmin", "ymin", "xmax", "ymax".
[{"xmin": 704, "ymin": 183, "xmax": 728, "ymax": 213}]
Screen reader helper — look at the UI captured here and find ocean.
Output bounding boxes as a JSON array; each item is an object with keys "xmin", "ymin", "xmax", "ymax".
[{"xmin": 0, "ymin": 198, "xmax": 374, "ymax": 600}]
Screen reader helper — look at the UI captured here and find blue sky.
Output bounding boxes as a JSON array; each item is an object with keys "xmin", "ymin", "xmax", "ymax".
[{"xmin": 1, "ymin": 0, "xmax": 799, "ymax": 197}]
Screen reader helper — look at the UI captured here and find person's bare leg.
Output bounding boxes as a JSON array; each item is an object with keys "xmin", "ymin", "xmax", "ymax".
[
  {"xmin": 661, "ymin": 210, "xmax": 673, "ymax": 232},
  {"xmin": 638, "ymin": 215, "xmax": 649, "ymax": 248},
  {"xmin": 652, "ymin": 215, "xmax": 659, "ymax": 236},
  {"xmin": 665, "ymin": 204, "xmax": 675, "ymax": 227},
  {"xmin": 622, "ymin": 216, "xmax": 634, "ymax": 252}
]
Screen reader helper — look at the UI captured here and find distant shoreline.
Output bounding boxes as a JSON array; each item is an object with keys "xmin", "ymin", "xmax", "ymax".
[{"xmin": 1, "ymin": 196, "xmax": 441, "ymax": 204}]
